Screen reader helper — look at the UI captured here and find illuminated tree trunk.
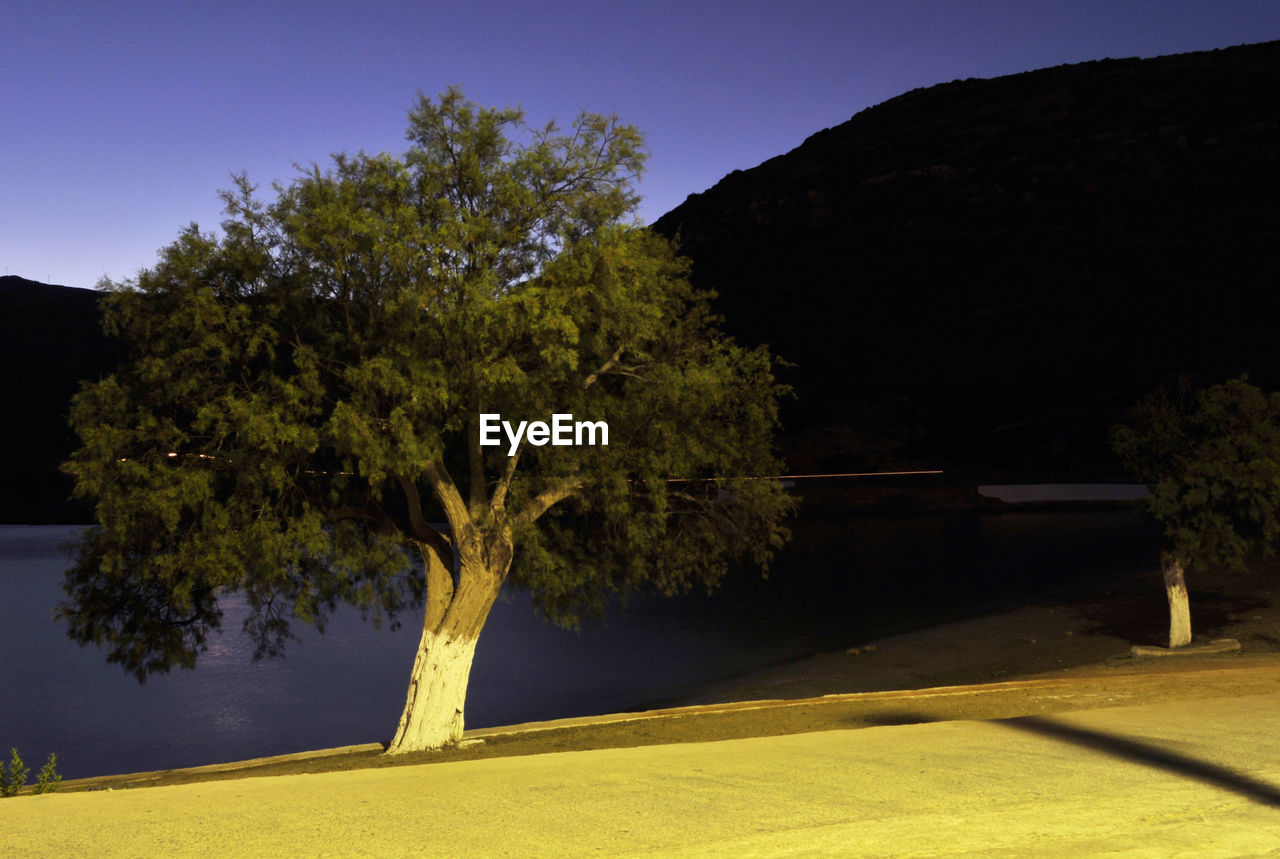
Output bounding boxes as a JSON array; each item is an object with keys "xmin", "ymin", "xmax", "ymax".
[
  {"xmin": 387, "ymin": 625, "xmax": 481, "ymax": 751},
  {"xmin": 386, "ymin": 547, "xmax": 504, "ymax": 753},
  {"xmin": 1162, "ymin": 550, "xmax": 1192, "ymax": 648}
]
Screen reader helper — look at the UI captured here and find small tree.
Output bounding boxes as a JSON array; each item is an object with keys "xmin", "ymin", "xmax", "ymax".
[
  {"xmin": 1, "ymin": 748, "xmax": 29, "ymax": 797},
  {"xmin": 1, "ymin": 750, "xmax": 61, "ymax": 796},
  {"xmin": 33, "ymin": 754, "xmax": 62, "ymax": 794},
  {"xmin": 61, "ymin": 89, "xmax": 793, "ymax": 752},
  {"xmin": 1112, "ymin": 377, "xmax": 1280, "ymax": 647}
]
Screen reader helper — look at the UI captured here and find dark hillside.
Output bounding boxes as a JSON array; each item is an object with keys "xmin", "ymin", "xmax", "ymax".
[
  {"xmin": 652, "ymin": 41, "xmax": 1280, "ymax": 478},
  {"xmin": 0, "ymin": 276, "xmax": 116, "ymax": 522}
]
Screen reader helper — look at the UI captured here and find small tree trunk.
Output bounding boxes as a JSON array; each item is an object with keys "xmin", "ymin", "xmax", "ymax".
[
  {"xmin": 1161, "ymin": 550, "xmax": 1192, "ymax": 648},
  {"xmin": 386, "ymin": 564, "xmax": 502, "ymax": 754}
]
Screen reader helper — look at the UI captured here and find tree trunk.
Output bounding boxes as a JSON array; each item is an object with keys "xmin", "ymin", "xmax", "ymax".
[
  {"xmin": 386, "ymin": 562, "xmax": 503, "ymax": 753},
  {"xmin": 1161, "ymin": 550, "xmax": 1192, "ymax": 648},
  {"xmin": 386, "ymin": 624, "xmax": 482, "ymax": 751}
]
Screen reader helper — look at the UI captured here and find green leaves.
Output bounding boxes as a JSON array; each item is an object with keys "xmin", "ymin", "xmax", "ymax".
[
  {"xmin": 63, "ymin": 89, "xmax": 791, "ymax": 677},
  {"xmin": 1113, "ymin": 377, "xmax": 1280, "ymax": 573},
  {"xmin": 2, "ymin": 749, "xmax": 64, "ymax": 797},
  {"xmin": 1, "ymin": 748, "xmax": 29, "ymax": 797}
]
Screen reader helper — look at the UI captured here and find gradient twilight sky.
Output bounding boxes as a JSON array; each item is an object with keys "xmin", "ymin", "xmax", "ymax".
[{"xmin": 3, "ymin": 1, "xmax": 1278, "ymax": 291}]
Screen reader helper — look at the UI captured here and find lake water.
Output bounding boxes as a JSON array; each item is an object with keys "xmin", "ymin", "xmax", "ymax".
[{"xmin": 0, "ymin": 512, "xmax": 1161, "ymax": 779}]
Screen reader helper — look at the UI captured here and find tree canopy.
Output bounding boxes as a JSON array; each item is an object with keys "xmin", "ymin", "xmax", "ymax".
[
  {"xmin": 1113, "ymin": 377, "xmax": 1280, "ymax": 573},
  {"xmin": 60, "ymin": 89, "xmax": 793, "ymax": 748},
  {"xmin": 1112, "ymin": 376, "xmax": 1280, "ymax": 645}
]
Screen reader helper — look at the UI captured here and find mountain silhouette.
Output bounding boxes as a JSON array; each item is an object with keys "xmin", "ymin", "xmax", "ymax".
[
  {"xmin": 0, "ymin": 276, "xmax": 116, "ymax": 522},
  {"xmin": 652, "ymin": 40, "xmax": 1280, "ymax": 478},
  {"xmin": 6, "ymin": 41, "xmax": 1280, "ymax": 521}
]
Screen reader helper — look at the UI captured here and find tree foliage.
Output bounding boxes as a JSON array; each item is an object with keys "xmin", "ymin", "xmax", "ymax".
[
  {"xmin": 1112, "ymin": 376, "xmax": 1280, "ymax": 572},
  {"xmin": 60, "ymin": 89, "xmax": 793, "ymax": 691}
]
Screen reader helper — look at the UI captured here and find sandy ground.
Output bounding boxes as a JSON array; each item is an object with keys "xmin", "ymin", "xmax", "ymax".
[{"xmin": 4, "ymin": 686, "xmax": 1279, "ymax": 856}]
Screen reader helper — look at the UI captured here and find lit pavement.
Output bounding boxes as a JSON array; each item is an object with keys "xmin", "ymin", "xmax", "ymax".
[{"xmin": 4, "ymin": 692, "xmax": 1279, "ymax": 856}]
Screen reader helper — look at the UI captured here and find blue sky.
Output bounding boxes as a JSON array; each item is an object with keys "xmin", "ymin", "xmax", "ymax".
[{"xmin": 4, "ymin": 1, "xmax": 1278, "ymax": 290}]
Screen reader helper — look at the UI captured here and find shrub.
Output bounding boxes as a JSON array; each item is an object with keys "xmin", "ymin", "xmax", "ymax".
[
  {"xmin": 1, "ymin": 747, "xmax": 29, "ymax": 797},
  {"xmin": 35, "ymin": 753, "xmax": 62, "ymax": 794},
  {"xmin": 1, "ymin": 748, "xmax": 62, "ymax": 796}
]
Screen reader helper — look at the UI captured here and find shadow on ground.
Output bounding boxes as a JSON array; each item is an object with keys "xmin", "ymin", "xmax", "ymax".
[
  {"xmin": 1002, "ymin": 715, "xmax": 1280, "ymax": 808},
  {"xmin": 855, "ymin": 702, "xmax": 1280, "ymax": 808}
]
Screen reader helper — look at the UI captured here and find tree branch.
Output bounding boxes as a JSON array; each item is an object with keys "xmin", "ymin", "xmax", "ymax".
[
  {"xmin": 584, "ymin": 346, "xmax": 624, "ymax": 389},
  {"xmin": 514, "ymin": 476, "xmax": 584, "ymax": 528},
  {"xmin": 333, "ymin": 504, "xmax": 398, "ymax": 534},
  {"xmin": 397, "ymin": 474, "xmax": 433, "ymax": 542},
  {"xmin": 423, "ymin": 459, "xmax": 472, "ymax": 535},
  {"xmin": 467, "ymin": 414, "xmax": 486, "ymax": 517},
  {"xmin": 398, "ymin": 474, "xmax": 457, "ymax": 631},
  {"xmin": 491, "ymin": 446, "xmax": 522, "ymax": 512},
  {"xmin": 418, "ymin": 533, "xmax": 455, "ymax": 634}
]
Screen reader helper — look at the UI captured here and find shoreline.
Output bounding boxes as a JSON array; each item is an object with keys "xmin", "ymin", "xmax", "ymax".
[{"xmin": 48, "ymin": 552, "xmax": 1280, "ymax": 792}]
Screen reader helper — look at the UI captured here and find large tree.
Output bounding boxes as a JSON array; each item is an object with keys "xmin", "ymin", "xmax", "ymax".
[
  {"xmin": 60, "ymin": 90, "xmax": 793, "ymax": 752},
  {"xmin": 1112, "ymin": 377, "xmax": 1280, "ymax": 648}
]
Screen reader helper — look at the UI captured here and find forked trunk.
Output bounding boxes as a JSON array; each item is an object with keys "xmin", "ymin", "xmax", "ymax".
[
  {"xmin": 1161, "ymin": 550, "xmax": 1192, "ymax": 648},
  {"xmin": 386, "ymin": 563, "xmax": 503, "ymax": 753}
]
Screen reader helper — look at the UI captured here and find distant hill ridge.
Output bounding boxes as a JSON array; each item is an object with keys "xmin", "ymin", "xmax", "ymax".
[
  {"xmin": 6, "ymin": 40, "xmax": 1280, "ymax": 521},
  {"xmin": 652, "ymin": 40, "xmax": 1280, "ymax": 477},
  {"xmin": 0, "ymin": 276, "xmax": 113, "ymax": 522}
]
